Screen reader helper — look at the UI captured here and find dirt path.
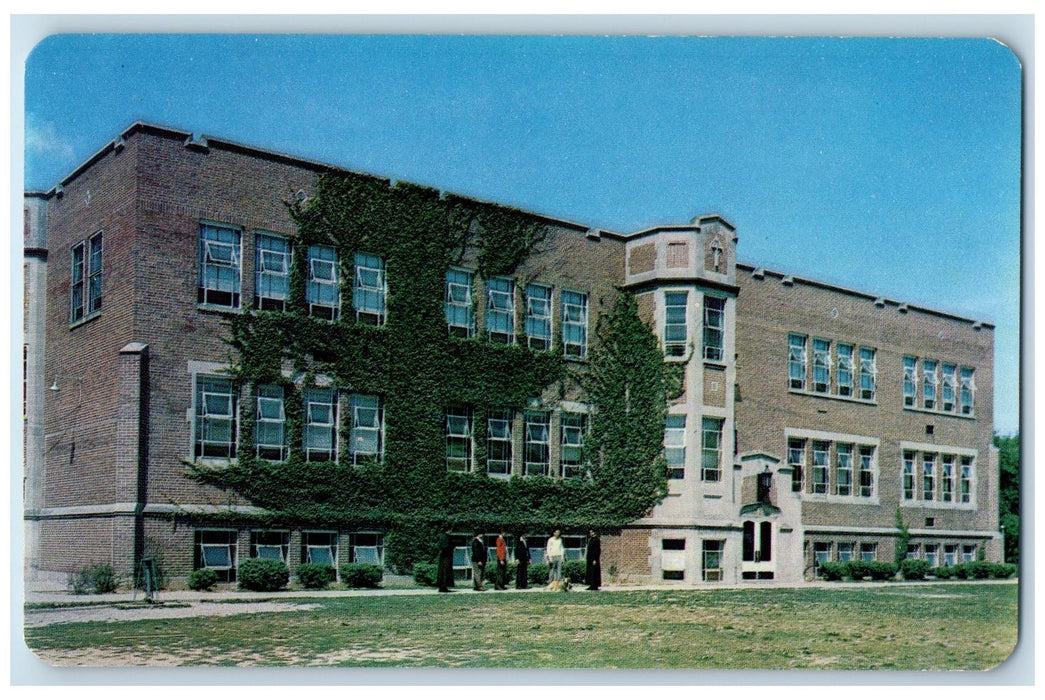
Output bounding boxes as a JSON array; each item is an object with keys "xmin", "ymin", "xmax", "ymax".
[{"xmin": 24, "ymin": 600, "xmax": 322, "ymax": 628}]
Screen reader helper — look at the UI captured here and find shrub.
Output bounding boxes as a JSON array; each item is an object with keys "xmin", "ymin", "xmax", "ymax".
[
  {"xmin": 188, "ymin": 568, "xmax": 219, "ymax": 591},
  {"xmin": 992, "ymin": 563, "xmax": 1017, "ymax": 579},
  {"xmin": 901, "ymin": 558, "xmax": 930, "ymax": 581},
  {"xmin": 483, "ymin": 560, "xmax": 518, "ymax": 585},
  {"xmin": 867, "ymin": 561, "xmax": 898, "ymax": 581},
  {"xmin": 528, "ymin": 562, "xmax": 550, "ymax": 585},
  {"xmin": 296, "ymin": 562, "xmax": 336, "ymax": 589},
  {"xmin": 238, "ymin": 558, "xmax": 290, "ymax": 592},
  {"xmin": 931, "ymin": 566, "xmax": 955, "ymax": 580},
  {"xmin": 340, "ymin": 563, "xmax": 384, "ymax": 588},
  {"xmin": 67, "ymin": 563, "xmax": 120, "ymax": 595},
  {"xmin": 819, "ymin": 562, "xmax": 848, "ymax": 581},
  {"xmin": 967, "ymin": 561, "xmax": 993, "ymax": 579},
  {"xmin": 846, "ymin": 561, "xmax": 873, "ymax": 581},
  {"xmin": 563, "ymin": 559, "xmax": 587, "ymax": 584},
  {"xmin": 412, "ymin": 562, "xmax": 438, "ymax": 587},
  {"xmin": 955, "ymin": 563, "xmax": 971, "ymax": 579}
]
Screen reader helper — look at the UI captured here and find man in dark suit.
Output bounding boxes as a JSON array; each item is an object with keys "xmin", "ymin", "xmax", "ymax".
[
  {"xmin": 516, "ymin": 533, "xmax": 530, "ymax": 589},
  {"xmin": 585, "ymin": 529, "xmax": 602, "ymax": 591},
  {"xmin": 471, "ymin": 531, "xmax": 488, "ymax": 591}
]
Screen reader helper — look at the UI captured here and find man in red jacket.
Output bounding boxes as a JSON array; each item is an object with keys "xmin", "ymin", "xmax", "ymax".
[{"xmin": 494, "ymin": 531, "xmax": 509, "ymax": 590}]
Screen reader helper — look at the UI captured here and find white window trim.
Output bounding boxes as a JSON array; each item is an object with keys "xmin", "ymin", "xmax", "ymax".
[
  {"xmin": 561, "ymin": 289, "xmax": 589, "ymax": 359},
  {"xmin": 662, "ymin": 289, "xmax": 689, "ymax": 358},
  {"xmin": 785, "ymin": 429, "xmax": 880, "ymax": 504},
  {"xmin": 486, "ymin": 277, "xmax": 516, "ymax": 344},
  {"xmin": 446, "ymin": 267, "xmax": 476, "ymax": 337},
  {"xmin": 198, "ymin": 222, "xmax": 243, "ymax": 310},
  {"xmin": 525, "ymin": 282, "xmax": 553, "ymax": 350},
  {"xmin": 702, "ymin": 295, "xmax": 726, "ymax": 363},
  {"xmin": 898, "ymin": 441, "xmax": 978, "ymax": 510}
]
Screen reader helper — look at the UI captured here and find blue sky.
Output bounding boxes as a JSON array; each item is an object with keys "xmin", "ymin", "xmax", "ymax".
[{"xmin": 21, "ymin": 33, "xmax": 1022, "ymax": 433}]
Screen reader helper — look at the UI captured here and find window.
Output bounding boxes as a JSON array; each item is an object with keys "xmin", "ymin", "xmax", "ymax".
[
  {"xmin": 525, "ymin": 283, "xmax": 552, "ymax": 350},
  {"xmin": 703, "ymin": 296, "xmax": 725, "ymax": 362},
  {"xmin": 837, "ymin": 542, "xmax": 854, "ymax": 562},
  {"xmin": 307, "ymin": 244, "xmax": 339, "ymax": 320},
  {"xmin": 903, "ymin": 451, "xmax": 915, "ymax": 500},
  {"xmin": 944, "ymin": 544, "xmax": 957, "ymax": 567},
  {"xmin": 960, "ymin": 456, "xmax": 973, "ymax": 503},
  {"xmin": 860, "ymin": 543, "xmax": 877, "ymax": 562},
  {"xmin": 560, "ymin": 413, "xmax": 586, "ymax": 479},
  {"xmin": 836, "ymin": 343, "xmax": 854, "ymax": 397},
  {"xmin": 858, "ymin": 347, "xmax": 876, "ymax": 400},
  {"xmin": 255, "ymin": 384, "xmax": 287, "ymax": 461},
  {"xmin": 251, "ymin": 531, "xmax": 289, "ymax": 562},
  {"xmin": 743, "ymin": 522, "xmax": 771, "ymax": 562},
  {"xmin": 941, "ymin": 455, "xmax": 954, "ymax": 503},
  {"xmin": 255, "ymin": 233, "xmax": 290, "ymax": 310},
  {"xmin": 701, "ymin": 417, "xmax": 723, "ymax": 482},
  {"xmin": 812, "ymin": 441, "xmax": 829, "ymax": 494},
  {"xmin": 962, "ymin": 545, "xmax": 977, "ymax": 563},
  {"xmin": 486, "ymin": 277, "xmax": 515, "ymax": 343},
  {"xmin": 664, "ymin": 415, "xmax": 686, "ymax": 480},
  {"xmin": 812, "ymin": 338, "xmax": 831, "ymax": 393},
  {"xmin": 304, "ymin": 387, "xmax": 337, "ymax": 462},
  {"xmin": 70, "ymin": 242, "xmax": 85, "ymax": 322},
  {"xmin": 903, "ymin": 356, "xmax": 917, "ymax": 407},
  {"xmin": 760, "ymin": 521, "xmax": 772, "ymax": 562},
  {"xmin": 906, "ymin": 544, "xmax": 921, "ymax": 560},
  {"xmin": 446, "ymin": 406, "xmax": 473, "ymax": 472},
  {"xmin": 788, "ymin": 334, "xmax": 807, "ymax": 390},
  {"xmin": 524, "ymin": 411, "xmax": 550, "ymax": 476},
  {"xmin": 702, "ymin": 540, "xmax": 724, "ymax": 582},
  {"xmin": 196, "ymin": 529, "xmax": 237, "ymax": 582},
  {"xmin": 858, "ymin": 446, "xmax": 875, "ymax": 498},
  {"xmin": 349, "ymin": 394, "xmax": 383, "ymax": 465},
  {"xmin": 562, "ymin": 535, "xmax": 586, "ymax": 561},
  {"xmin": 960, "ymin": 367, "xmax": 975, "ymax": 415},
  {"xmin": 195, "ymin": 376, "xmax": 238, "ymax": 459},
  {"xmin": 302, "ymin": 531, "xmax": 338, "ymax": 568},
  {"xmin": 350, "ymin": 532, "xmax": 384, "ymax": 565},
  {"xmin": 354, "ymin": 252, "xmax": 386, "ymax": 325},
  {"xmin": 445, "ymin": 268, "xmax": 475, "ymax": 337},
  {"xmin": 788, "ymin": 438, "xmax": 805, "ymax": 492},
  {"xmin": 922, "ymin": 454, "xmax": 936, "ymax": 501},
  {"xmin": 835, "ymin": 444, "xmax": 852, "ymax": 496},
  {"xmin": 924, "ymin": 544, "xmax": 939, "ymax": 568},
  {"xmin": 813, "ymin": 542, "xmax": 831, "ymax": 573},
  {"xmin": 941, "ymin": 363, "xmax": 957, "ymax": 412},
  {"xmin": 922, "ymin": 359, "xmax": 938, "ymax": 410},
  {"xmin": 486, "ymin": 408, "xmax": 513, "ymax": 478},
  {"xmin": 87, "ymin": 232, "xmax": 102, "ymax": 315},
  {"xmin": 562, "ymin": 290, "xmax": 588, "ymax": 359},
  {"xmin": 661, "ymin": 539, "xmax": 686, "ymax": 580},
  {"xmin": 663, "ymin": 291, "xmax": 688, "ymax": 357},
  {"xmin": 198, "ymin": 223, "xmax": 241, "ymax": 308}
]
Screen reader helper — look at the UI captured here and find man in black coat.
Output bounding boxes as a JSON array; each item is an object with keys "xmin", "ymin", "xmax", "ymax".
[
  {"xmin": 470, "ymin": 531, "xmax": 488, "ymax": 591},
  {"xmin": 516, "ymin": 533, "xmax": 531, "ymax": 589},
  {"xmin": 436, "ymin": 528, "xmax": 455, "ymax": 593},
  {"xmin": 585, "ymin": 529, "xmax": 602, "ymax": 591}
]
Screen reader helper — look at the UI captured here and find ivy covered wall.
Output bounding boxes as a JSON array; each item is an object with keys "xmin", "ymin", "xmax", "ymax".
[{"xmin": 190, "ymin": 172, "xmax": 668, "ymax": 570}]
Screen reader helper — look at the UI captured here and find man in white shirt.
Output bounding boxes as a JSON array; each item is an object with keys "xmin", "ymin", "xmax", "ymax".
[{"xmin": 546, "ymin": 529, "xmax": 565, "ymax": 583}]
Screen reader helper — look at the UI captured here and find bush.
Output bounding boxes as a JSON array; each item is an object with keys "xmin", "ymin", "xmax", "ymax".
[
  {"xmin": 483, "ymin": 560, "xmax": 518, "ymax": 585},
  {"xmin": 819, "ymin": 562, "xmax": 848, "ymax": 581},
  {"xmin": 412, "ymin": 562, "xmax": 438, "ymax": 587},
  {"xmin": 67, "ymin": 563, "xmax": 120, "ymax": 595},
  {"xmin": 955, "ymin": 563, "xmax": 970, "ymax": 579},
  {"xmin": 563, "ymin": 559, "xmax": 587, "ymax": 584},
  {"xmin": 340, "ymin": 563, "xmax": 384, "ymax": 588},
  {"xmin": 528, "ymin": 562, "xmax": 550, "ymax": 585},
  {"xmin": 901, "ymin": 558, "xmax": 931, "ymax": 581},
  {"xmin": 296, "ymin": 562, "xmax": 336, "ymax": 589},
  {"xmin": 992, "ymin": 563, "xmax": 1017, "ymax": 579},
  {"xmin": 188, "ymin": 568, "xmax": 219, "ymax": 591},
  {"xmin": 966, "ymin": 561, "xmax": 993, "ymax": 579},
  {"xmin": 867, "ymin": 561, "xmax": 898, "ymax": 581},
  {"xmin": 237, "ymin": 558, "xmax": 290, "ymax": 592},
  {"xmin": 931, "ymin": 566, "xmax": 955, "ymax": 580},
  {"xmin": 846, "ymin": 561, "xmax": 872, "ymax": 581}
]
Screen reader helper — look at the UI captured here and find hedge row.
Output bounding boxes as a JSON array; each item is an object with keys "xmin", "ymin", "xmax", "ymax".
[
  {"xmin": 413, "ymin": 559, "xmax": 589, "ymax": 588},
  {"xmin": 821, "ymin": 559, "xmax": 1017, "ymax": 582},
  {"xmin": 186, "ymin": 560, "xmax": 385, "ymax": 592}
]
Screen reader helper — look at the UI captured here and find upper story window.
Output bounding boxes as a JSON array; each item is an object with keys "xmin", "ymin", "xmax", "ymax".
[
  {"xmin": 255, "ymin": 384, "xmax": 287, "ymax": 462},
  {"xmin": 524, "ymin": 410, "xmax": 551, "ymax": 476},
  {"xmin": 486, "ymin": 277, "xmax": 515, "ymax": 344},
  {"xmin": 255, "ymin": 233, "xmax": 290, "ymax": 311},
  {"xmin": 701, "ymin": 416, "xmax": 723, "ymax": 482},
  {"xmin": 486, "ymin": 408, "xmax": 513, "ymax": 478},
  {"xmin": 664, "ymin": 414, "xmax": 686, "ymax": 480},
  {"xmin": 663, "ymin": 291, "xmax": 688, "ymax": 357},
  {"xmin": 703, "ymin": 296, "xmax": 725, "ymax": 362},
  {"xmin": 858, "ymin": 445, "xmax": 875, "ymax": 498},
  {"xmin": 561, "ymin": 412, "xmax": 587, "ymax": 479},
  {"xmin": 835, "ymin": 443, "xmax": 853, "ymax": 496},
  {"xmin": 562, "ymin": 290, "xmax": 588, "ymax": 359},
  {"xmin": 446, "ymin": 406, "xmax": 473, "ymax": 472},
  {"xmin": 195, "ymin": 376, "xmax": 238, "ymax": 460},
  {"xmin": 812, "ymin": 338, "xmax": 831, "ymax": 393},
  {"xmin": 902, "ymin": 447, "xmax": 974, "ymax": 506},
  {"xmin": 922, "ymin": 359, "xmax": 938, "ymax": 410},
  {"xmin": 349, "ymin": 394, "xmax": 384, "ymax": 465},
  {"xmin": 304, "ymin": 387, "xmax": 337, "ymax": 462},
  {"xmin": 904, "ymin": 355, "xmax": 975, "ymax": 417},
  {"xmin": 70, "ymin": 234, "xmax": 102, "ymax": 323},
  {"xmin": 445, "ymin": 268, "xmax": 475, "ymax": 338},
  {"xmin": 959, "ymin": 367, "xmax": 975, "ymax": 415},
  {"xmin": 858, "ymin": 347, "xmax": 876, "ymax": 401},
  {"xmin": 903, "ymin": 451, "xmax": 915, "ymax": 500},
  {"xmin": 198, "ymin": 223, "xmax": 241, "ymax": 308},
  {"xmin": 811, "ymin": 441, "xmax": 829, "ymax": 494},
  {"xmin": 788, "ymin": 438, "xmax": 805, "ymax": 492},
  {"xmin": 307, "ymin": 244, "xmax": 339, "ymax": 320},
  {"xmin": 836, "ymin": 343, "xmax": 854, "ymax": 397},
  {"xmin": 788, "ymin": 333, "xmax": 807, "ymax": 390},
  {"xmin": 941, "ymin": 363, "xmax": 957, "ymax": 412},
  {"xmin": 903, "ymin": 356, "xmax": 918, "ymax": 407},
  {"xmin": 525, "ymin": 283, "xmax": 553, "ymax": 350},
  {"xmin": 960, "ymin": 456, "xmax": 973, "ymax": 503},
  {"xmin": 354, "ymin": 252, "xmax": 387, "ymax": 325}
]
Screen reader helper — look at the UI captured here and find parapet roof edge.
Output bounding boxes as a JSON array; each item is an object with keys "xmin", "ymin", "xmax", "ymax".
[
  {"xmin": 736, "ymin": 262, "xmax": 994, "ymax": 329},
  {"xmin": 38, "ymin": 121, "xmax": 598, "ymax": 235}
]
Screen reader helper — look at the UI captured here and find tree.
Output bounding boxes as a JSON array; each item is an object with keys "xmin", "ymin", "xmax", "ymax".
[{"xmin": 994, "ymin": 433, "xmax": 1019, "ymax": 564}]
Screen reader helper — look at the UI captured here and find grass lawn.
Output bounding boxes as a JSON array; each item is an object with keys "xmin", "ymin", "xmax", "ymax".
[{"xmin": 25, "ymin": 583, "xmax": 1017, "ymax": 669}]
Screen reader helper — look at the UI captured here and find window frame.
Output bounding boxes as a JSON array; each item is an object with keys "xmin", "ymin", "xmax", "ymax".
[
  {"xmin": 902, "ymin": 355, "xmax": 918, "ymax": 407},
  {"xmin": 788, "ymin": 333, "xmax": 807, "ymax": 390},
  {"xmin": 858, "ymin": 346, "xmax": 876, "ymax": 401},
  {"xmin": 446, "ymin": 406, "xmax": 473, "ymax": 473},
  {"xmin": 562, "ymin": 289, "xmax": 589, "ymax": 359},
  {"xmin": 959, "ymin": 367, "xmax": 975, "ymax": 415},
  {"xmin": 664, "ymin": 414, "xmax": 687, "ymax": 480},
  {"xmin": 306, "ymin": 244, "xmax": 340, "ymax": 320},
  {"xmin": 702, "ymin": 296, "xmax": 725, "ymax": 362},
  {"xmin": 196, "ymin": 528, "xmax": 238, "ymax": 582},
  {"xmin": 702, "ymin": 540, "xmax": 724, "ymax": 582},
  {"xmin": 560, "ymin": 412, "xmax": 587, "ymax": 479},
  {"xmin": 194, "ymin": 375, "xmax": 239, "ymax": 461},
  {"xmin": 486, "ymin": 408, "xmax": 513, "ymax": 478},
  {"xmin": 663, "ymin": 290, "xmax": 689, "ymax": 357},
  {"xmin": 353, "ymin": 252, "xmax": 387, "ymax": 325},
  {"xmin": 303, "ymin": 386, "xmax": 338, "ymax": 462},
  {"xmin": 941, "ymin": 362, "xmax": 957, "ymax": 412},
  {"xmin": 486, "ymin": 276, "xmax": 516, "ymax": 344},
  {"xmin": 254, "ymin": 384, "xmax": 288, "ymax": 462},
  {"xmin": 835, "ymin": 443, "xmax": 853, "ymax": 497},
  {"xmin": 254, "ymin": 232, "xmax": 291, "ymax": 311},
  {"xmin": 701, "ymin": 416, "xmax": 723, "ymax": 482},
  {"xmin": 525, "ymin": 282, "xmax": 553, "ymax": 350},
  {"xmin": 251, "ymin": 530, "xmax": 290, "ymax": 563},
  {"xmin": 788, "ymin": 438, "xmax": 805, "ymax": 492},
  {"xmin": 198, "ymin": 223, "xmax": 242, "ymax": 309},
  {"xmin": 922, "ymin": 359, "xmax": 938, "ymax": 410},
  {"xmin": 922, "ymin": 453, "xmax": 936, "ymax": 502},
  {"xmin": 445, "ymin": 267, "xmax": 476, "ymax": 338},
  {"xmin": 812, "ymin": 338, "xmax": 831, "ymax": 393},
  {"xmin": 301, "ymin": 530, "xmax": 339, "ymax": 569},
  {"xmin": 836, "ymin": 343, "xmax": 854, "ymax": 397},
  {"xmin": 349, "ymin": 393, "xmax": 384, "ymax": 465},
  {"xmin": 523, "ymin": 410, "xmax": 551, "ymax": 476}
]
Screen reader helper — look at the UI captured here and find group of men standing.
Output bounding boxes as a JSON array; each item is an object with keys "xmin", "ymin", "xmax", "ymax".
[{"xmin": 435, "ymin": 528, "xmax": 601, "ymax": 592}]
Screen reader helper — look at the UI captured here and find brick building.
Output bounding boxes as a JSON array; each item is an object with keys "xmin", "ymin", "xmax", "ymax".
[{"xmin": 23, "ymin": 123, "xmax": 1001, "ymax": 586}]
